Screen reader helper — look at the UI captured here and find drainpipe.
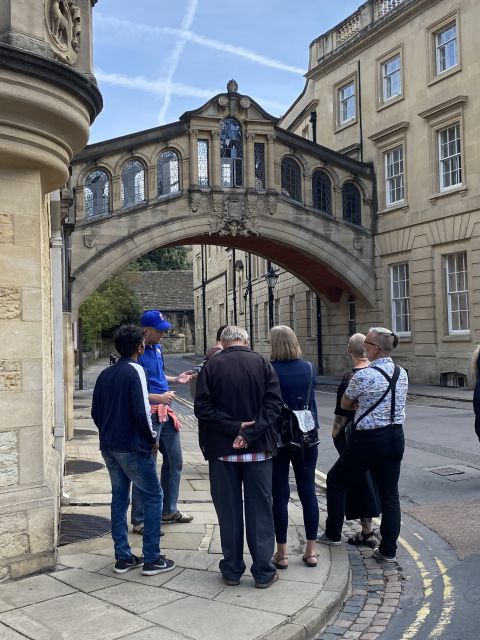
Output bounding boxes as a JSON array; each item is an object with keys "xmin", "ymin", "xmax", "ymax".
[
  {"xmin": 232, "ymin": 248, "xmax": 238, "ymax": 324},
  {"xmin": 201, "ymin": 245, "xmax": 207, "ymax": 355},
  {"xmin": 248, "ymin": 253, "xmax": 254, "ymax": 350},
  {"xmin": 316, "ymin": 295, "xmax": 324, "ymax": 375},
  {"xmin": 310, "ymin": 111, "xmax": 317, "ymax": 144},
  {"xmin": 357, "ymin": 60, "xmax": 363, "ymax": 162}
]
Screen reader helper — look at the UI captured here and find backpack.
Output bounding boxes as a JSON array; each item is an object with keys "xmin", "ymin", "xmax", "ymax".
[{"xmin": 276, "ymin": 362, "xmax": 319, "ymax": 453}]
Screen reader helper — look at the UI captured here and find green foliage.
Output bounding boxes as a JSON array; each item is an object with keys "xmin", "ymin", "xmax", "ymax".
[
  {"xmin": 129, "ymin": 246, "xmax": 190, "ymax": 272},
  {"xmin": 79, "ymin": 271, "xmax": 141, "ymax": 351}
]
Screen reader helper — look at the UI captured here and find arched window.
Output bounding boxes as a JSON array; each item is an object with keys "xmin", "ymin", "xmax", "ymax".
[
  {"xmin": 220, "ymin": 117, "xmax": 243, "ymax": 187},
  {"xmin": 281, "ymin": 157, "xmax": 301, "ymax": 202},
  {"xmin": 312, "ymin": 170, "xmax": 332, "ymax": 214},
  {"xmin": 84, "ymin": 169, "xmax": 110, "ymax": 217},
  {"xmin": 157, "ymin": 150, "xmax": 180, "ymax": 196},
  {"xmin": 342, "ymin": 182, "xmax": 361, "ymax": 225},
  {"xmin": 121, "ymin": 159, "xmax": 145, "ymax": 207}
]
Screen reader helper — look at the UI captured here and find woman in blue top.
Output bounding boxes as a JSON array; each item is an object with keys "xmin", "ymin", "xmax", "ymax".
[{"xmin": 270, "ymin": 325, "xmax": 319, "ymax": 568}]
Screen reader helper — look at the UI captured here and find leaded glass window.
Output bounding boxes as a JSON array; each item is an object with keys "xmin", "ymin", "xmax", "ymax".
[
  {"xmin": 312, "ymin": 170, "xmax": 332, "ymax": 214},
  {"xmin": 84, "ymin": 169, "xmax": 110, "ymax": 217},
  {"xmin": 281, "ymin": 157, "xmax": 301, "ymax": 202},
  {"xmin": 342, "ymin": 182, "xmax": 361, "ymax": 226},
  {"xmin": 157, "ymin": 150, "xmax": 180, "ymax": 196},
  {"xmin": 198, "ymin": 139, "xmax": 209, "ymax": 187},
  {"xmin": 254, "ymin": 143, "xmax": 265, "ymax": 189},
  {"xmin": 220, "ymin": 117, "xmax": 243, "ymax": 187},
  {"xmin": 121, "ymin": 159, "xmax": 145, "ymax": 207}
]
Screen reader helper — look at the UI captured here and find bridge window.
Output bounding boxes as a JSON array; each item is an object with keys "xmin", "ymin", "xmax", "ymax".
[
  {"xmin": 220, "ymin": 117, "xmax": 243, "ymax": 187},
  {"xmin": 281, "ymin": 157, "xmax": 302, "ymax": 202},
  {"xmin": 312, "ymin": 170, "xmax": 332, "ymax": 214},
  {"xmin": 84, "ymin": 169, "xmax": 110, "ymax": 217},
  {"xmin": 158, "ymin": 150, "xmax": 180, "ymax": 196},
  {"xmin": 342, "ymin": 182, "xmax": 361, "ymax": 225},
  {"xmin": 254, "ymin": 143, "xmax": 265, "ymax": 189},
  {"xmin": 121, "ymin": 159, "xmax": 145, "ymax": 207},
  {"xmin": 198, "ymin": 139, "xmax": 209, "ymax": 187}
]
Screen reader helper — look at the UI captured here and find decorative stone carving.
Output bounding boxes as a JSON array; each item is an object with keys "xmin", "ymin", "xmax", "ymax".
[
  {"xmin": 212, "ymin": 193, "xmax": 223, "ymax": 214},
  {"xmin": 247, "ymin": 194, "xmax": 258, "ymax": 216},
  {"xmin": 209, "ymin": 195, "xmax": 259, "ymax": 237},
  {"xmin": 227, "ymin": 79, "xmax": 239, "ymax": 94},
  {"xmin": 218, "ymin": 95, "xmax": 228, "ymax": 107},
  {"xmin": 267, "ymin": 192, "xmax": 278, "ymax": 215},
  {"xmin": 353, "ymin": 235, "xmax": 364, "ymax": 252},
  {"xmin": 190, "ymin": 191, "xmax": 202, "ymax": 213},
  {"xmin": 240, "ymin": 97, "xmax": 251, "ymax": 109},
  {"xmin": 45, "ymin": 0, "xmax": 81, "ymax": 65},
  {"xmin": 83, "ymin": 235, "xmax": 96, "ymax": 248}
]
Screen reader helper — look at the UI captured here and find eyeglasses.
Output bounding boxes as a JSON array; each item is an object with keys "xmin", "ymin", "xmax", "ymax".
[{"xmin": 364, "ymin": 339, "xmax": 381, "ymax": 349}]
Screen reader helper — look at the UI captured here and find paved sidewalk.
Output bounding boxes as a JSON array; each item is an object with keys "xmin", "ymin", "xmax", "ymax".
[{"xmin": 0, "ymin": 360, "xmax": 350, "ymax": 640}]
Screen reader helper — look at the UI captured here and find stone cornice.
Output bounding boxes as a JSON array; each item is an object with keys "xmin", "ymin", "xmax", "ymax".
[
  {"xmin": 418, "ymin": 96, "xmax": 468, "ymax": 120},
  {"xmin": 369, "ymin": 121, "xmax": 409, "ymax": 142},
  {"xmin": 0, "ymin": 43, "xmax": 102, "ymax": 124},
  {"xmin": 287, "ymin": 99, "xmax": 319, "ymax": 132}
]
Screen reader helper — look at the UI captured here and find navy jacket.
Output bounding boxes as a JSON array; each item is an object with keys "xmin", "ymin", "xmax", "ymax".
[
  {"xmin": 91, "ymin": 357, "xmax": 156, "ymax": 453},
  {"xmin": 271, "ymin": 359, "xmax": 319, "ymax": 427}
]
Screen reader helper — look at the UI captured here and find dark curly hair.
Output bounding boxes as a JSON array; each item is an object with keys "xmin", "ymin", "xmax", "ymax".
[{"xmin": 114, "ymin": 325, "xmax": 145, "ymax": 357}]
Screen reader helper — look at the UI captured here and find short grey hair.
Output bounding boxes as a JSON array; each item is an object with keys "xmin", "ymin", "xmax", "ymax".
[
  {"xmin": 369, "ymin": 327, "xmax": 399, "ymax": 352},
  {"xmin": 220, "ymin": 325, "xmax": 249, "ymax": 345},
  {"xmin": 348, "ymin": 333, "xmax": 366, "ymax": 358}
]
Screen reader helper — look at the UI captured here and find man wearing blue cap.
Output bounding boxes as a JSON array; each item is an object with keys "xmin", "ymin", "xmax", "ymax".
[{"xmin": 131, "ymin": 310, "xmax": 194, "ymax": 532}]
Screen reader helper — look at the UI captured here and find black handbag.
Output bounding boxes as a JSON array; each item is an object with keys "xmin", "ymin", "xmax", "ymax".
[{"xmin": 277, "ymin": 362, "xmax": 319, "ymax": 452}]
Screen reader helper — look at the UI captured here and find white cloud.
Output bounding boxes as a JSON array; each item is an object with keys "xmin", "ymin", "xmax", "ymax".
[{"xmin": 95, "ymin": 13, "xmax": 304, "ymax": 75}]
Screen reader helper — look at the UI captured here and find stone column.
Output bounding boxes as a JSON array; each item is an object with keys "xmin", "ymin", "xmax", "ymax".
[
  {"xmin": 0, "ymin": 0, "xmax": 102, "ymax": 579},
  {"xmin": 189, "ymin": 129, "xmax": 198, "ymax": 186},
  {"xmin": 245, "ymin": 132, "xmax": 255, "ymax": 189},
  {"xmin": 267, "ymin": 134, "xmax": 276, "ymax": 190},
  {"xmin": 211, "ymin": 129, "xmax": 221, "ymax": 188}
]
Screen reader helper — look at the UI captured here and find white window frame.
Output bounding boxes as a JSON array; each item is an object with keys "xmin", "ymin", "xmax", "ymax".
[
  {"xmin": 435, "ymin": 22, "xmax": 457, "ymax": 75},
  {"xmin": 385, "ymin": 146, "xmax": 405, "ymax": 206},
  {"xmin": 382, "ymin": 54, "xmax": 401, "ymax": 102},
  {"xmin": 390, "ymin": 263, "xmax": 411, "ymax": 336},
  {"xmin": 438, "ymin": 123, "xmax": 462, "ymax": 192},
  {"xmin": 445, "ymin": 252, "xmax": 469, "ymax": 334},
  {"xmin": 339, "ymin": 81, "xmax": 356, "ymax": 125}
]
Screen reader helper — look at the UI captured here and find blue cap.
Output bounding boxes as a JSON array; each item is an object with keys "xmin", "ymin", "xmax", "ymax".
[{"xmin": 140, "ymin": 310, "xmax": 172, "ymax": 331}]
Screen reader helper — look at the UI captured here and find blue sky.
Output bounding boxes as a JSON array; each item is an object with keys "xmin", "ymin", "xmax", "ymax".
[{"xmin": 90, "ymin": 0, "xmax": 361, "ymax": 143}]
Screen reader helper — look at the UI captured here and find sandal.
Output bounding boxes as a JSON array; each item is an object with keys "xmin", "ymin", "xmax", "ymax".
[
  {"xmin": 273, "ymin": 552, "xmax": 289, "ymax": 570},
  {"xmin": 347, "ymin": 531, "xmax": 377, "ymax": 548},
  {"xmin": 162, "ymin": 511, "xmax": 193, "ymax": 523},
  {"xmin": 302, "ymin": 553, "xmax": 318, "ymax": 568}
]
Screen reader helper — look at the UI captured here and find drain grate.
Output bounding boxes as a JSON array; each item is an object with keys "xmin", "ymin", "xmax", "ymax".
[
  {"xmin": 59, "ymin": 513, "xmax": 111, "ymax": 546},
  {"xmin": 66, "ymin": 459, "xmax": 104, "ymax": 475},
  {"xmin": 430, "ymin": 466, "xmax": 465, "ymax": 477}
]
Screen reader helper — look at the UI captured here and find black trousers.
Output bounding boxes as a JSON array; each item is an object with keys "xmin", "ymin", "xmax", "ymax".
[
  {"xmin": 325, "ymin": 425, "xmax": 404, "ymax": 558},
  {"xmin": 209, "ymin": 458, "xmax": 276, "ymax": 584}
]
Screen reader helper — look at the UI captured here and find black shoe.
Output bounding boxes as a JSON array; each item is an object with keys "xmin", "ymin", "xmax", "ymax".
[
  {"xmin": 255, "ymin": 572, "xmax": 279, "ymax": 589},
  {"xmin": 222, "ymin": 576, "xmax": 240, "ymax": 586},
  {"xmin": 114, "ymin": 554, "xmax": 142, "ymax": 573},
  {"xmin": 142, "ymin": 555, "xmax": 176, "ymax": 576}
]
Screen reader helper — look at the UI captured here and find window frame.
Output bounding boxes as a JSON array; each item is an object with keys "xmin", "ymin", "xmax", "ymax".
[
  {"xmin": 334, "ymin": 73, "xmax": 358, "ymax": 131},
  {"xmin": 445, "ymin": 251, "xmax": 469, "ymax": 335},
  {"xmin": 438, "ymin": 123, "xmax": 462, "ymax": 192},
  {"xmin": 157, "ymin": 149, "xmax": 181, "ymax": 197},
  {"xmin": 376, "ymin": 45, "xmax": 404, "ymax": 110},
  {"xmin": 84, "ymin": 168, "xmax": 111, "ymax": 218},
  {"xmin": 384, "ymin": 145, "xmax": 405, "ymax": 207},
  {"xmin": 281, "ymin": 156, "xmax": 302, "ymax": 203},
  {"xmin": 121, "ymin": 158, "xmax": 146, "ymax": 208},
  {"xmin": 426, "ymin": 11, "xmax": 461, "ymax": 85},
  {"xmin": 312, "ymin": 169, "xmax": 332, "ymax": 215},
  {"xmin": 390, "ymin": 263, "xmax": 411, "ymax": 336}
]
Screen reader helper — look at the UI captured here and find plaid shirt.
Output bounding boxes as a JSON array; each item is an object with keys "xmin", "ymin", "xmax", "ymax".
[{"xmin": 219, "ymin": 452, "xmax": 272, "ymax": 462}]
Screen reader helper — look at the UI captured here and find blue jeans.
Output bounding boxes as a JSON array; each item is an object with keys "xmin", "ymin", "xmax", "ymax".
[
  {"xmin": 102, "ymin": 449, "xmax": 162, "ymax": 564},
  {"xmin": 131, "ymin": 416, "xmax": 183, "ymax": 522}
]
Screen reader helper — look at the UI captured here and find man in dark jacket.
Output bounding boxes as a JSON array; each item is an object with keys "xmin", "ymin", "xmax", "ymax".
[
  {"xmin": 194, "ymin": 325, "xmax": 283, "ymax": 588},
  {"xmin": 91, "ymin": 325, "xmax": 175, "ymax": 576}
]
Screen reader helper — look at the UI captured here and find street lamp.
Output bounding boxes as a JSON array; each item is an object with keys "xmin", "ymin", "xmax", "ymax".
[{"xmin": 264, "ymin": 262, "xmax": 278, "ymax": 329}]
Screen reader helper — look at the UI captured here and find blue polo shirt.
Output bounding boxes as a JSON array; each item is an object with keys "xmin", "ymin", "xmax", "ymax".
[{"xmin": 139, "ymin": 343, "xmax": 169, "ymax": 397}]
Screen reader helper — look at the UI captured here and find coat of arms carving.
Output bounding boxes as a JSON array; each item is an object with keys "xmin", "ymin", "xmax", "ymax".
[
  {"xmin": 45, "ymin": 0, "xmax": 81, "ymax": 65},
  {"xmin": 209, "ymin": 196, "xmax": 259, "ymax": 237}
]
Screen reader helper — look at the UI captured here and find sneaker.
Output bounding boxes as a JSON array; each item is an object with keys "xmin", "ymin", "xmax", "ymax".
[
  {"xmin": 255, "ymin": 572, "xmax": 279, "ymax": 589},
  {"xmin": 372, "ymin": 548, "xmax": 396, "ymax": 563},
  {"xmin": 114, "ymin": 554, "xmax": 142, "ymax": 573},
  {"xmin": 142, "ymin": 555, "xmax": 176, "ymax": 576},
  {"xmin": 316, "ymin": 532, "xmax": 342, "ymax": 546},
  {"xmin": 162, "ymin": 511, "xmax": 194, "ymax": 523},
  {"xmin": 132, "ymin": 524, "xmax": 164, "ymax": 537}
]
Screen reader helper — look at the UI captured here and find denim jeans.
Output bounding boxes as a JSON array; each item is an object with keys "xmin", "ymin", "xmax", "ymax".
[
  {"xmin": 102, "ymin": 449, "xmax": 162, "ymax": 564},
  {"xmin": 325, "ymin": 424, "xmax": 405, "ymax": 558},
  {"xmin": 131, "ymin": 415, "xmax": 183, "ymax": 522}
]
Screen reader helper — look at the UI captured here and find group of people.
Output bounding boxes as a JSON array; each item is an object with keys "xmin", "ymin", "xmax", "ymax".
[{"xmin": 92, "ymin": 310, "xmax": 408, "ymax": 585}]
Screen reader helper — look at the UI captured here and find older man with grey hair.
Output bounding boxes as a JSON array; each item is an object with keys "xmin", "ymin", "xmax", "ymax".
[
  {"xmin": 194, "ymin": 325, "xmax": 283, "ymax": 588},
  {"xmin": 318, "ymin": 327, "xmax": 408, "ymax": 563}
]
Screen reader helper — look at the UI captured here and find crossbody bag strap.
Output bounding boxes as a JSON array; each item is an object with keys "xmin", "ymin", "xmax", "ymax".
[
  {"xmin": 352, "ymin": 365, "xmax": 398, "ymax": 429},
  {"xmin": 303, "ymin": 361, "xmax": 314, "ymax": 409}
]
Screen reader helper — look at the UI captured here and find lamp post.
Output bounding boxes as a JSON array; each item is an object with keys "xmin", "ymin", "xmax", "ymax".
[{"xmin": 264, "ymin": 261, "xmax": 279, "ymax": 329}]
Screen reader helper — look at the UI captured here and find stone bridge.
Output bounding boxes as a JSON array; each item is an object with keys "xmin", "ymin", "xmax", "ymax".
[{"xmin": 67, "ymin": 81, "xmax": 375, "ymax": 314}]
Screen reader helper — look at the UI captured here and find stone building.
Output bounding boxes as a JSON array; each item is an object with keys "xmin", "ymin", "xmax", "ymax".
[{"xmin": 194, "ymin": 0, "xmax": 480, "ymax": 387}]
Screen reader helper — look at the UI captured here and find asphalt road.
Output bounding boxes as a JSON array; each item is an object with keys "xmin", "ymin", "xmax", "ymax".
[{"xmin": 166, "ymin": 353, "xmax": 480, "ymax": 640}]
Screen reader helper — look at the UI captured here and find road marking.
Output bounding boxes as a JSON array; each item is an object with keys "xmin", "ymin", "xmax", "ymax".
[
  {"xmin": 398, "ymin": 537, "xmax": 432, "ymax": 639},
  {"xmin": 429, "ymin": 559, "xmax": 454, "ymax": 639},
  {"xmin": 413, "ymin": 532, "xmax": 424, "ymax": 541}
]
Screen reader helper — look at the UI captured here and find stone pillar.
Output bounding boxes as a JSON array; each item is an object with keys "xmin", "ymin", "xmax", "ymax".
[
  {"xmin": 267, "ymin": 134, "xmax": 276, "ymax": 190},
  {"xmin": 189, "ymin": 129, "xmax": 198, "ymax": 186},
  {"xmin": 0, "ymin": 0, "xmax": 102, "ymax": 579},
  {"xmin": 211, "ymin": 129, "xmax": 221, "ymax": 188},
  {"xmin": 245, "ymin": 132, "xmax": 255, "ymax": 189}
]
